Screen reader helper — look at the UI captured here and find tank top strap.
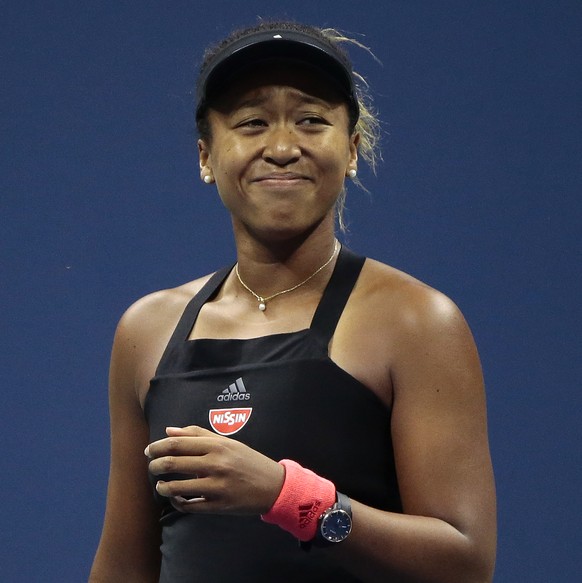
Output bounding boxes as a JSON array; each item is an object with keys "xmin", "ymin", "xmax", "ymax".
[
  {"xmin": 310, "ymin": 245, "xmax": 366, "ymax": 344},
  {"xmin": 155, "ymin": 264, "xmax": 234, "ymax": 372}
]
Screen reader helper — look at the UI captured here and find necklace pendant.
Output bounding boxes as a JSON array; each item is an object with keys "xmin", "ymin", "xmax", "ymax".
[{"xmin": 258, "ymin": 301, "xmax": 266, "ymax": 311}]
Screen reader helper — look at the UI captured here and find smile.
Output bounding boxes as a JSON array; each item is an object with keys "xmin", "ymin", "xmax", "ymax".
[{"xmin": 253, "ymin": 173, "xmax": 310, "ymax": 187}]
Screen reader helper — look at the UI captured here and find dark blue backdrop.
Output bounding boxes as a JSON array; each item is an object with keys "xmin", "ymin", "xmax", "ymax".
[{"xmin": 2, "ymin": 1, "xmax": 580, "ymax": 580}]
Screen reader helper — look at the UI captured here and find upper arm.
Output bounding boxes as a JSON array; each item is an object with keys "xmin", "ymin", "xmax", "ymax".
[
  {"xmin": 90, "ymin": 308, "xmax": 162, "ymax": 582},
  {"xmin": 91, "ymin": 281, "xmax": 211, "ymax": 581},
  {"xmin": 390, "ymin": 288, "xmax": 496, "ymax": 563}
]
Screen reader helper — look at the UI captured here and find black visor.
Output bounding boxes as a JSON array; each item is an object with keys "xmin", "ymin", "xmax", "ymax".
[{"xmin": 196, "ymin": 29, "xmax": 359, "ymax": 125}]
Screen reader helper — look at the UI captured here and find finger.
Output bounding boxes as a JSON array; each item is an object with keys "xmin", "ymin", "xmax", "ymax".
[
  {"xmin": 156, "ymin": 476, "xmax": 214, "ymax": 499},
  {"xmin": 148, "ymin": 453, "xmax": 211, "ymax": 477},
  {"xmin": 170, "ymin": 491, "xmax": 229, "ymax": 515},
  {"xmin": 170, "ymin": 495, "xmax": 219, "ymax": 514},
  {"xmin": 145, "ymin": 435, "xmax": 219, "ymax": 460},
  {"xmin": 173, "ymin": 495, "xmax": 207, "ymax": 504},
  {"xmin": 165, "ymin": 425, "xmax": 217, "ymax": 437}
]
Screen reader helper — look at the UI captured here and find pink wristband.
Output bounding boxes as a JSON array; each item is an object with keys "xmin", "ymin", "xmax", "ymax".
[{"xmin": 261, "ymin": 459, "xmax": 336, "ymax": 541}]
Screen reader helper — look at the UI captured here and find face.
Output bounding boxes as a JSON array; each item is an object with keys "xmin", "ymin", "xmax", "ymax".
[{"xmin": 198, "ymin": 63, "xmax": 359, "ymax": 242}]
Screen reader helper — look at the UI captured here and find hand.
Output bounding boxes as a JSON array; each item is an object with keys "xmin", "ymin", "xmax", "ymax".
[{"xmin": 145, "ymin": 425, "xmax": 285, "ymax": 515}]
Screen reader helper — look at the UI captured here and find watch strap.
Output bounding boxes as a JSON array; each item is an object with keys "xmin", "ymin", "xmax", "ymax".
[{"xmin": 336, "ymin": 491, "xmax": 351, "ymax": 517}]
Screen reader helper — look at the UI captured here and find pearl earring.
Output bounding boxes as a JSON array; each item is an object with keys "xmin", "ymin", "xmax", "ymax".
[
  {"xmin": 203, "ymin": 175, "xmax": 213, "ymax": 184},
  {"xmin": 348, "ymin": 169, "xmax": 357, "ymax": 179}
]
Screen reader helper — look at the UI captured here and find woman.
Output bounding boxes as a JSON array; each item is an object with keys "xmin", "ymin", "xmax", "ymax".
[{"xmin": 90, "ymin": 21, "xmax": 496, "ymax": 583}]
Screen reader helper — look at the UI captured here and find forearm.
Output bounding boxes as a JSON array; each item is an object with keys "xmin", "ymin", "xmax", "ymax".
[
  {"xmin": 89, "ymin": 503, "xmax": 162, "ymax": 583},
  {"xmin": 89, "ymin": 548, "xmax": 160, "ymax": 583},
  {"xmin": 88, "ymin": 561, "xmax": 160, "ymax": 583},
  {"xmin": 89, "ymin": 570, "xmax": 159, "ymax": 583},
  {"xmin": 328, "ymin": 501, "xmax": 495, "ymax": 583}
]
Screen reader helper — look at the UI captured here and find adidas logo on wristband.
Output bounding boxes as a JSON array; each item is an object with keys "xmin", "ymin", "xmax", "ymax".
[{"xmin": 299, "ymin": 500, "xmax": 322, "ymax": 529}]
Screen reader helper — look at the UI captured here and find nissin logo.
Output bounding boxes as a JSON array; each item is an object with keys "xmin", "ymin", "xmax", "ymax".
[{"xmin": 209, "ymin": 408, "xmax": 252, "ymax": 436}]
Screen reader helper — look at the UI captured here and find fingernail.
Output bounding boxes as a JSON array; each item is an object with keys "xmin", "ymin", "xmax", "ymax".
[{"xmin": 144, "ymin": 445, "xmax": 150, "ymax": 457}]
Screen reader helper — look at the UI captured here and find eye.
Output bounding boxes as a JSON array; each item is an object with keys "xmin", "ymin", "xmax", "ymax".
[
  {"xmin": 237, "ymin": 118, "xmax": 267, "ymax": 129},
  {"xmin": 298, "ymin": 115, "xmax": 330, "ymax": 127}
]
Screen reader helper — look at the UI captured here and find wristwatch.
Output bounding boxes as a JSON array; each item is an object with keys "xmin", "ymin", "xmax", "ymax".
[{"xmin": 301, "ymin": 492, "xmax": 353, "ymax": 550}]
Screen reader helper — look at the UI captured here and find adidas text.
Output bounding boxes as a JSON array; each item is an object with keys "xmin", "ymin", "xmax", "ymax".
[
  {"xmin": 217, "ymin": 392, "xmax": 250, "ymax": 401},
  {"xmin": 218, "ymin": 377, "xmax": 251, "ymax": 401}
]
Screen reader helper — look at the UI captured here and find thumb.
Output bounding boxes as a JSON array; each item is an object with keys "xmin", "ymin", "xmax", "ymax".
[{"xmin": 165, "ymin": 425, "xmax": 214, "ymax": 437}]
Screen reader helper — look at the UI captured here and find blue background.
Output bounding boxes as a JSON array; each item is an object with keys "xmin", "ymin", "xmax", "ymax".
[{"xmin": 2, "ymin": 1, "xmax": 580, "ymax": 581}]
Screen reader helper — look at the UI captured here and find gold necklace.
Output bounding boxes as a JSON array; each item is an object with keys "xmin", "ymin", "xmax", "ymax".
[{"xmin": 235, "ymin": 240, "xmax": 340, "ymax": 311}]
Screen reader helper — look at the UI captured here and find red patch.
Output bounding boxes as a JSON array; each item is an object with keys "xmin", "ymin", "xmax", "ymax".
[{"xmin": 208, "ymin": 408, "xmax": 253, "ymax": 436}]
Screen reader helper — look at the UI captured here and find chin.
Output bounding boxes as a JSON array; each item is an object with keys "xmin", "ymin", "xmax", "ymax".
[
  {"xmin": 250, "ymin": 218, "xmax": 329, "ymax": 246},
  {"xmin": 252, "ymin": 226, "xmax": 306, "ymax": 244}
]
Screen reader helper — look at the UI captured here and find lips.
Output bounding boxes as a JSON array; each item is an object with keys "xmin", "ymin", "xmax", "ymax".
[{"xmin": 252, "ymin": 172, "xmax": 311, "ymax": 189}]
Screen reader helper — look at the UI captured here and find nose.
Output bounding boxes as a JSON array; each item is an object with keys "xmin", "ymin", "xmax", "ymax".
[{"xmin": 262, "ymin": 126, "xmax": 301, "ymax": 166}]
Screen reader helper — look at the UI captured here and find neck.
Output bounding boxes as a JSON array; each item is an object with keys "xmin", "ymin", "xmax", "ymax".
[{"xmin": 233, "ymin": 230, "xmax": 339, "ymax": 302}]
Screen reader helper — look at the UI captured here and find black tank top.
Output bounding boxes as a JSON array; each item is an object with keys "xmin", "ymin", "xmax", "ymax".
[{"xmin": 145, "ymin": 247, "xmax": 401, "ymax": 582}]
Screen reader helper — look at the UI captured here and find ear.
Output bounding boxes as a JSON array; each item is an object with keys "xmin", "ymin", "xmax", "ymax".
[
  {"xmin": 347, "ymin": 131, "xmax": 360, "ymax": 173},
  {"xmin": 198, "ymin": 139, "xmax": 211, "ymax": 173},
  {"xmin": 349, "ymin": 131, "xmax": 360, "ymax": 167}
]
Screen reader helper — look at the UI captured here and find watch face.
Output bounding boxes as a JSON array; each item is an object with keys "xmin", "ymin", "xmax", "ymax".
[{"xmin": 320, "ymin": 509, "xmax": 352, "ymax": 543}]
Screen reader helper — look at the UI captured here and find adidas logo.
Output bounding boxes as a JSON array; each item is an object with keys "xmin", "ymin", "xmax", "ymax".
[
  {"xmin": 298, "ymin": 500, "xmax": 322, "ymax": 529},
  {"xmin": 217, "ymin": 377, "xmax": 251, "ymax": 402}
]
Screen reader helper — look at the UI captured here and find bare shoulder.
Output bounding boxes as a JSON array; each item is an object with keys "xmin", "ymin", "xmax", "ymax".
[
  {"xmin": 333, "ymin": 257, "xmax": 475, "ymax": 405},
  {"xmin": 355, "ymin": 257, "xmax": 470, "ymax": 339},
  {"xmin": 111, "ymin": 273, "xmax": 216, "ymax": 406},
  {"xmin": 117, "ymin": 274, "xmax": 214, "ymax": 343},
  {"xmin": 353, "ymin": 257, "xmax": 483, "ymax": 407}
]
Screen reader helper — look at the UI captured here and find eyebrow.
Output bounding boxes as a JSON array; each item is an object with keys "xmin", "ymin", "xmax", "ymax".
[
  {"xmin": 233, "ymin": 90, "xmax": 334, "ymax": 112},
  {"xmin": 234, "ymin": 95, "xmax": 269, "ymax": 110}
]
